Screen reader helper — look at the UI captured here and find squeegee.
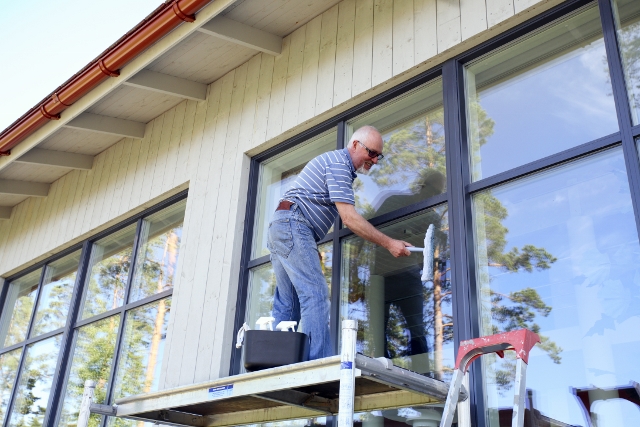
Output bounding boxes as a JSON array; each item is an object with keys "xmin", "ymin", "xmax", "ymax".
[{"xmin": 407, "ymin": 224, "xmax": 435, "ymax": 282}]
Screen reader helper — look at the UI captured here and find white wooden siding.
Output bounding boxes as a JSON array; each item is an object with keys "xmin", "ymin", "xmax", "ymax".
[{"xmin": 0, "ymin": 0, "xmax": 562, "ymax": 386}]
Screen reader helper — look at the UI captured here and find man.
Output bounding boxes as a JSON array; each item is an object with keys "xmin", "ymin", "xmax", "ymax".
[{"xmin": 267, "ymin": 125, "xmax": 412, "ymax": 360}]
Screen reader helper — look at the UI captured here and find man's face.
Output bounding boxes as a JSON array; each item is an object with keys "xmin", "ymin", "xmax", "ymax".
[{"xmin": 351, "ymin": 133, "xmax": 383, "ymax": 174}]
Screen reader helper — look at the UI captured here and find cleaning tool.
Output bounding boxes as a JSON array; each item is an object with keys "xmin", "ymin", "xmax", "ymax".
[{"xmin": 407, "ymin": 224, "xmax": 435, "ymax": 282}]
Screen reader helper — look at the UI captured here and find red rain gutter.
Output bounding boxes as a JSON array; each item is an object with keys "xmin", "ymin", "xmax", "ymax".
[{"xmin": 0, "ymin": 0, "xmax": 214, "ymax": 156}]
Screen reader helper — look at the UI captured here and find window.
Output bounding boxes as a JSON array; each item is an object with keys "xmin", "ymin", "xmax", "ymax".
[
  {"xmin": 0, "ymin": 195, "xmax": 186, "ymax": 427},
  {"xmin": 240, "ymin": 1, "xmax": 640, "ymax": 426}
]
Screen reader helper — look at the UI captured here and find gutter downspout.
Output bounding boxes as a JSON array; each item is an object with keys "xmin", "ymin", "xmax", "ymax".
[{"xmin": 0, "ymin": 0, "xmax": 212, "ymax": 156}]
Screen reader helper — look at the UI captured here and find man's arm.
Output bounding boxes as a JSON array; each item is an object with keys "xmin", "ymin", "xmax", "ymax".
[{"xmin": 335, "ymin": 202, "xmax": 411, "ymax": 257}]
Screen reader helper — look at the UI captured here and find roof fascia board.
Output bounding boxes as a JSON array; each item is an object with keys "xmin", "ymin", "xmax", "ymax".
[
  {"xmin": 123, "ymin": 70, "xmax": 207, "ymax": 100},
  {"xmin": 0, "ymin": 0, "xmax": 236, "ymax": 174},
  {"xmin": 197, "ymin": 16, "xmax": 282, "ymax": 56},
  {"xmin": 14, "ymin": 148, "xmax": 94, "ymax": 170}
]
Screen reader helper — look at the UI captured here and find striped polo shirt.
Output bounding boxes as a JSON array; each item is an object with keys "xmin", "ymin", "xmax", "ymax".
[{"xmin": 281, "ymin": 148, "xmax": 357, "ymax": 241}]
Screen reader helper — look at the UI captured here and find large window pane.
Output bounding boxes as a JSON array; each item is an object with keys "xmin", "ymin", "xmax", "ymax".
[
  {"xmin": 129, "ymin": 200, "xmax": 186, "ymax": 303},
  {"xmin": 0, "ymin": 348, "xmax": 22, "ymax": 423},
  {"xmin": 245, "ymin": 242, "xmax": 333, "ymax": 330},
  {"xmin": 6, "ymin": 334, "xmax": 62, "ymax": 427},
  {"xmin": 252, "ymin": 130, "xmax": 337, "ymax": 259},
  {"xmin": 0, "ymin": 269, "xmax": 41, "ymax": 348},
  {"xmin": 81, "ymin": 225, "xmax": 136, "ymax": 320},
  {"xmin": 465, "ymin": 4, "xmax": 618, "ymax": 181},
  {"xmin": 57, "ymin": 316, "xmax": 120, "ymax": 427},
  {"xmin": 472, "ymin": 148, "xmax": 640, "ymax": 426},
  {"xmin": 347, "ymin": 79, "xmax": 446, "ymax": 220},
  {"xmin": 112, "ymin": 298, "xmax": 171, "ymax": 400},
  {"xmin": 340, "ymin": 207, "xmax": 453, "ymax": 380},
  {"xmin": 31, "ymin": 251, "xmax": 81, "ymax": 337},
  {"xmin": 612, "ymin": 0, "xmax": 640, "ymax": 125}
]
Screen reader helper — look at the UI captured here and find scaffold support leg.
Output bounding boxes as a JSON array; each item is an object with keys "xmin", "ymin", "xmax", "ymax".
[
  {"xmin": 337, "ymin": 319, "xmax": 358, "ymax": 427},
  {"xmin": 78, "ymin": 380, "xmax": 96, "ymax": 427}
]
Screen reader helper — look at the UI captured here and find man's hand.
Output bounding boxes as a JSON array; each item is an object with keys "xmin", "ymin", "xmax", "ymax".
[
  {"xmin": 336, "ymin": 202, "xmax": 412, "ymax": 257},
  {"xmin": 387, "ymin": 239, "xmax": 412, "ymax": 257}
]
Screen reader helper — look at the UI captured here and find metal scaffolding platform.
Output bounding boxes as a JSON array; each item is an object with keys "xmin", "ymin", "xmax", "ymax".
[{"xmin": 81, "ymin": 321, "xmax": 466, "ymax": 427}]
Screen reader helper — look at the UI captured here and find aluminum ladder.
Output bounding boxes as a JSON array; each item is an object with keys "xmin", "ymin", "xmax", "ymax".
[{"xmin": 439, "ymin": 329, "xmax": 541, "ymax": 427}]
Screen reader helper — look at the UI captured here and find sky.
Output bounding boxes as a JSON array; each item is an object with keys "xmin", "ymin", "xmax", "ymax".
[{"xmin": 0, "ymin": 0, "xmax": 163, "ymax": 132}]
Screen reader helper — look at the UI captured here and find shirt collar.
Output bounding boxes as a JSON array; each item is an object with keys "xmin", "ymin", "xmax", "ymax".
[{"xmin": 341, "ymin": 147, "xmax": 357, "ymax": 176}]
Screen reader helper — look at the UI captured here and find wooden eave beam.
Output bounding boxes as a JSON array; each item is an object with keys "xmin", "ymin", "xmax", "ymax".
[
  {"xmin": 15, "ymin": 148, "xmax": 94, "ymax": 170},
  {"xmin": 0, "ymin": 180, "xmax": 50, "ymax": 197},
  {"xmin": 124, "ymin": 70, "xmax": 207, "ymax": 101},
  {"xmin": 197, "ymin": 16, "xmax": 282, "ymax": 56},
  {"xmin": 64, "ymin": 113, "xmax": 145, "ymax": 139},
  {"xmin": 0, "ymin": 206, "xmax": 12, "ymax": 220}
]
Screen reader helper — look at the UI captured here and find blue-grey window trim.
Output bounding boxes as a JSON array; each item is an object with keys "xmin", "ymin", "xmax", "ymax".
[
  {"xmin": 233, "ymin": 2, "xmax": 640, "ymax": 427},
  {"xmin": 0, "ymin": 190, "xmax": 188, "ymax": 427}
]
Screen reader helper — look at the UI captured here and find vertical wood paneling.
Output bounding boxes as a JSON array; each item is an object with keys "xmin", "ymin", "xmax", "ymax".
[
  {"xmin": 238, "ymin": 55, "xmax": 262, "ymax": 149},
  {"xmin": 315, "ymin": 5, "xmax": 339, "ymax": 114},
  {"xmin": 127, "ymin": 122, "xmax": 155, "ymax": 212},
  {"xmin": 282, "ymin": 27, "xmax": 306, "ymax": 131},
  {"xmin": 137, "ymin": 116, "xmax": 164, "ymax": 207},
  {"xmin": 173, "ymin": 100, "xmax": 198, "ymax": 186},
  {"xmin": 414, "ymin": 0, "xmax": 438, "ymax": 63},
  {"xmin": 266, "ymin": 36, "xmax": 291, "ymax": 140},
  {"xmin": 64, "ymin": 169, "xmax": 87, "ymax": 243},
  {"xmin": 57, "ymin": 171, "xmax": 79, "ymax": 249},
  {"xmin": 437, "ymin": 0, "xmax": 462, "ymax": 52},
  {"xmin": 162, "ymin": 101, "xmax": 187, "ymax": 190},
  {"xmin": 252, "ymin": 54, "xmax": 275, "ymax": 147},
  {"xmin": 99, "ymin": 141, "xmax": 123, "ymax": 227},
  {"xmin": 393, "ymin": 0, "xmax": 414, "ymax": 76},
  {"xmin": 487, "ymin": 0, "xmax": 514, "ymax": 27},
  {"xmin": 23, "ymin": 196, "xmax": 44, "ymax": 266},
  {"xmin": 197, "ymin": 65, "xmax": 248, "ymax": 382},
  {"xmin": 352, "ymin": 0, "xmax": 374, "ymax": 96},
  {"xmin": 110, "ymin": 139, "xmax": 132, "ymax": 221},
  {"xmin": 15, "ymin": 198, "xmax": 36, "ymax": 268},
  {"xmin": 298, "ymin": 16, "xmax": 322, "ymax": 123},
  {"xmin": 175, "ymin": 74, "xmax": 229, "ymax": 386},
  {"xmin": 514, "ymin": 0, "xmax": 540, "ymax": 13},
  {"xmin": 333, "ymin": 0, "xmax": 356, "ymax": 106},
  {"xmin": 461, "ymin": 0, "xmax": 488, "ymax": 41},
  {"xmin": 43, "ymin": 176, "xmax": 66, "ymax": 254},
  {"xmin": 151, "ymin": 109, "xmax": 176, "ymax": 200},
  {"xmin": 90, "ymin": 145, "xmax": 115, "ymax": 231},
  {"xmin": 4, "ymin": 202, "xmax": 26, "ymax": 270},
  {"xmin": 372, "ymin": 0, "xmax": 393, "ymax": 86}
]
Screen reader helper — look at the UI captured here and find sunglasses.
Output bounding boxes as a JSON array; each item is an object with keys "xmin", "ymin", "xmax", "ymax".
[{"xmin": 356, "ymin": 140, "xmax": 384, "ymax": 160}]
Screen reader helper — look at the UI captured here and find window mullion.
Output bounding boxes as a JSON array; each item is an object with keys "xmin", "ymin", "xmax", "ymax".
[
  {"xmin": 442, "ymin": 58, "xmax": 484, "ymax": 427},
  {"xmin": 2, "ymin": 343, "xmax": 28, "ymax": 427},
  {"xmin": 44, "ymin": 240, "xmax": 93, "ymax": 427},
  {"xmin": 24, "ymin": 267, "xmax": 47, "ymax": 340},
  {"xmin": 598, "ymin": 0, "xmax": 640, "ymax": 245}
]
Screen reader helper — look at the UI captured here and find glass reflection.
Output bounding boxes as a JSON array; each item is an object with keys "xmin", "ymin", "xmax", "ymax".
[
  {"xmin": 57, "ymin": 316, "xmax": 120, "ymax": 427},
  {"xmin": 612, "ymin": 0, "xmax": 640, "ymax": 125},
  {"xmin": 252, "ymin": 130, "xmax": 337, "ymax": 258},
  {"xmin": 0, "ymin": 348, "xmax": 22, "ymax": 424},
  {"xmin": 81, "ymin": 225, "xmax": 136, "ymax": 319},
  {"xmin": 31, "ymin": 251, "xmax": 81, "ymax": 337},
  {"xmin": 465, "ymin": 4, "xmax": 618, "ymax": 181},
  {"xmin": 347, "ymin": 80, "xmax": 446, "ymax": 220},
  {"xmin": 472, "ymin": 148, "xmax": 640, "ymax": 426},
  {"xmin": 245, "ymin": 242, "xmax": 333, "ymax": 331},
  {"xmin": 340, "ymin": 207, "xmax": 453, "ymax": 380},
  {"xmin": 112, "ymin": 298, "xmax": 171, "ymax": 400},
  {"xmin": 0, "ymin": 269, "xmax": 41, "ymax": 348},
  {"xmin": 129, "ymin": 201, "xmax": 186, "ymax": 302},
  {"xmin": 7, "ymin": 335, "xmax": 62, "ymax": 427}
]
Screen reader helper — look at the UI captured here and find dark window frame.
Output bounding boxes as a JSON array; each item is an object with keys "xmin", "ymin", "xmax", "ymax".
[
  {"xmin": 233, "ymin": 1, "xmax": 640, "ymax": 427},
  {"xmin": 0, "ymin": 189, "xmax": 188, "ymax": 427}
]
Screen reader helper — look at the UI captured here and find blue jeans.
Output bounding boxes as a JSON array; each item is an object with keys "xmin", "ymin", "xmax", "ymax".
[{"xmin": 267, "ymin": 205, "xmax": 333, "ymax": 360}]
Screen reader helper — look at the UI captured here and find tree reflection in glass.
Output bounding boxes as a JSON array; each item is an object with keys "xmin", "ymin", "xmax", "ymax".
[
  {"xmin": 347, "ymin": 80, "xmax": 446, "ymax": 220},
  {"xmin": 129, "ymin": 201, "xmax": 186, "ymax": 303},
  {"xmin": 31, "ymin": 251, "xmax": 81, "ymax": 337},
  {"xmin": 57, "ymin": 316, "xmax": 120, "ymax": 427},
  {"xmin": 81, "ymin": 225, "xmax": 136, "ymax": 320},
  {"xmin": 112, "ymin": 298, "xmax": 171, "ymax": 405},
  {"xmin": 473, "ymin": 148, "xmax": 640, "ymax": 426},
  {"xmin": 341, "ymin": 206, "xmax": 453, "ymax": 380},
  {"xmin": 0, "ymin": 269, "xmax": 41, "ymax": 348},
  {"xmin": 7, "ymin": 335, "xmax": 62, "ymax": 427},
  {"xmin": 0, "ymin": 348, "xmax": 22, "ymax": 423},
  {"xmin": 612, "ymin": 0, "xmax": 640, "ymax": 125}
]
